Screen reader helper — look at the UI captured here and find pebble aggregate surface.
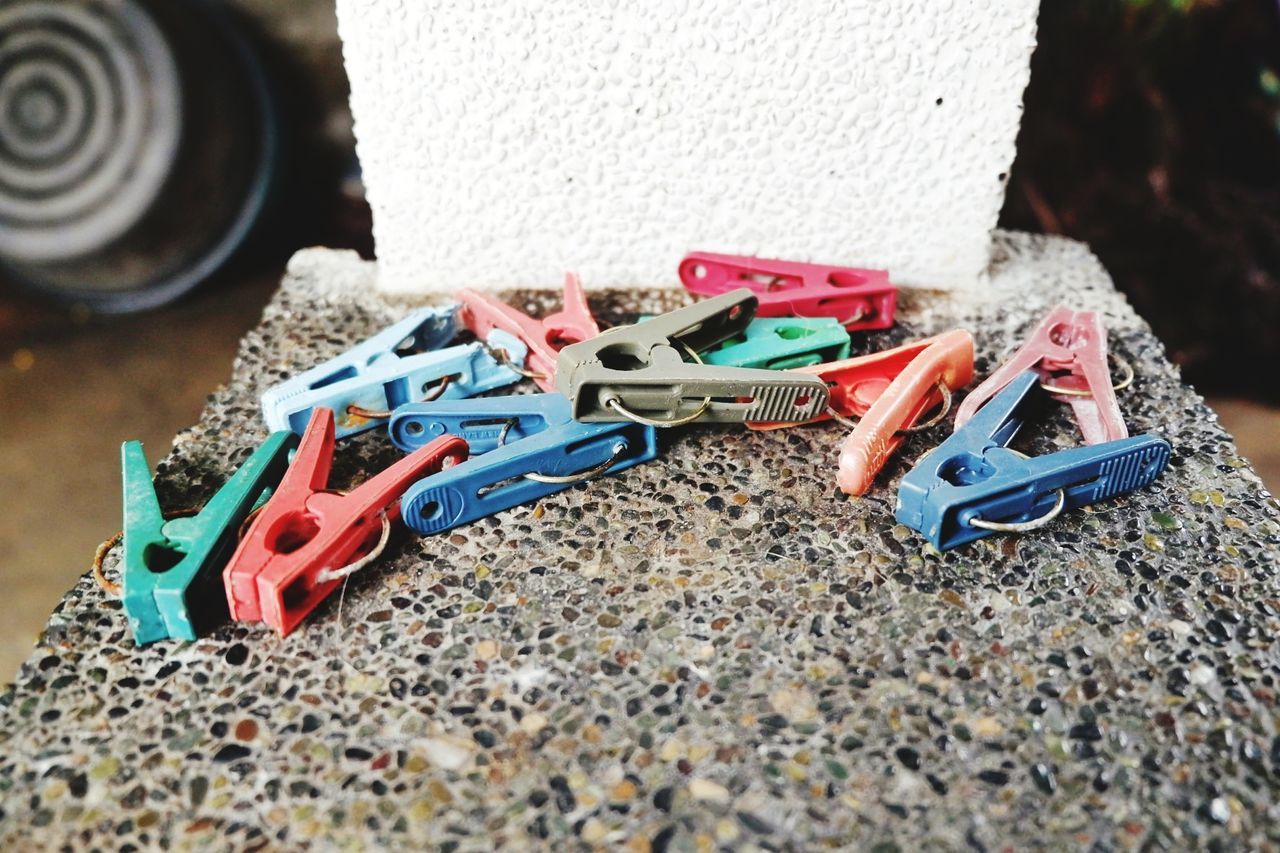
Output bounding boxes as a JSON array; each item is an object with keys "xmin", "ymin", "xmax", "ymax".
[{"xmin": 2, "ymin": 233, "xmax": 1279, "ymax": 850}]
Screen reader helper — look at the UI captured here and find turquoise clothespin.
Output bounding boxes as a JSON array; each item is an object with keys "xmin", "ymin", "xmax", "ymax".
[
  {"xmin": 120, "ymin": 432, "xmax": 297, "ymax": 645},
  {"xmin": 640, "ymin": 315, "xmax": 851, "ymax": 370}
]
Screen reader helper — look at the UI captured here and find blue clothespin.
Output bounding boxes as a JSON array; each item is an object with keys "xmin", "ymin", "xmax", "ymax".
[
  {"xmin": 389, "ymin": 392, "xmax": 568, "ymax": 455},
  {"xmin": 896, "ymin": 370, "xmax": 1171, "ymax": 551},
  {"xmin": 260, "ymin": 304, "xmax": 529, "ymax": 439},
  {"xmin": 120, "ymin": 431, "xmax": 297, "ymax": 644},
  {"xmin": 397, "ymin": 393, "xmax": 658, "ymax": 535},
  {"xmin": 638, "ymin": 315, "xmax": 851, "ymax": 370}
]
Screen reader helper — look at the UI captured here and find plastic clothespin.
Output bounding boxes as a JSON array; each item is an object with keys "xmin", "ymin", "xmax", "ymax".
[
  {"xmin": 260, "ymin": 304, "xmax": 527, "ymax": 439},
  {"xmin": 678, "ymin": 252, "xmax": 897, "ymax": 332},
  {"xmin": 397, "ymin": 393, "xmax": 658, "ymax": 535},
  {"xmin": 120, "ymin": 432, "xmax": 297, "ymax": 645},
  {"xmin": 954, "ymin": 306, "xmax": 1128, "ymax": 445},
  {"xmin": 639, "ymin": 315, "xmax": 852, "ymax": 371},
  {"xmin": 389, "ymin": 391, "xmax": 569, "ymax": 455},
  {"xmin": 747, "ymin": 331, "xmax": 975, "ymax": 496},
  {"xmin": 896, "ymin": 370, "xmax": 1171, "ymax": 551},
  {"xmin": 457, "ymin": 273, "xmax": 601, "ymax": 393},
  {"xmin": 223, "ymin": 407, "xmax": 468, "ymax": 637},
  {"xmin": 555, "ymin": 289, "xmax": 830, "ymax": 426}
]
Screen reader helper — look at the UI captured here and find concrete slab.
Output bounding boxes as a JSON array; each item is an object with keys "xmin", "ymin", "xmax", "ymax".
[{"xmin": 1, "ymin": 233, "xmax": 1277, "ymax": 849}]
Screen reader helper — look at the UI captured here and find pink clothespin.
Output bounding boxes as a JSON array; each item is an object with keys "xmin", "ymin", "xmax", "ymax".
[
  {"xmin": 954, "ymin": 306, "xmax": 1129, "ymax": 445},
  {"xmin": 678, "ymin": 252, "xmax": 896, "ymax": 332},
  {"xmin": 457, "ymin": 273, "xmax": 601, "ymax": 393},
  {"xmin": 748, "ymin": 330, "xmax": 974, "ymax": 496}
]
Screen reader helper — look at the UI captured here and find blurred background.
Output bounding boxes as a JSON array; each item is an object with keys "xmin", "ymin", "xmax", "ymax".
[{"xmin": 1, "ymin": 0, "xmax": 1277, "ymax": 679}]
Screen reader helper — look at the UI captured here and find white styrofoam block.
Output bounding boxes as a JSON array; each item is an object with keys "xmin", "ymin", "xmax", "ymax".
[{"xmin": 336, "ymin": 0, "xmax": 1038, "ymax": 293}]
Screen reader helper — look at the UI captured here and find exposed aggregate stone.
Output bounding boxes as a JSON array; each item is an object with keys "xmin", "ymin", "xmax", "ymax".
[{"xmin": 1, "ymin": 232, "xmax": 1278, "ymax": 850}]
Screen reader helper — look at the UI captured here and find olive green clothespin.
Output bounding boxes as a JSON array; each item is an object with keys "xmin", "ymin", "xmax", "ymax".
[
  {"xmin": 119, "ymin": 432, "xmax": 296, "ymax": 645},
  {"xmin": 555, "ymin": 289, "xmax": 830, "ymax": 426}
]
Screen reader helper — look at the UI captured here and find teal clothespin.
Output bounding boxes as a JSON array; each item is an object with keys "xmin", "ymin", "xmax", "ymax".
[
  {"xmin": 120, "ymin": 432, "xmax": 297, "ymax": 645},
  {"xmin": 640, "ymin": 315, "xmax": 851, "ymax": 370}
]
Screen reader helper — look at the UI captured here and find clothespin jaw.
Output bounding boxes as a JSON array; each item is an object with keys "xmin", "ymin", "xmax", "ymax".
[
  {"xmin": 120, "ymin": 431, "xmax": 297, "ymax": 645},
  {"xmin": 457, "ymin": 273, "xmax": 601, "ymax": 393},
  {"xmin": 224, "ymin": 407, "xmax": 469, "ymax": 637},
  {"xmin": 678, "ymin": 252, "xmax": 897, "ymax": 332},
  {"xmin": 260, "ymin": 318, "xmax": 527, "ymax": 440},
  {"xmin": 954, "ymin": 306, "xmax": 1127, "ymax": 445},
  {"xmin": 389, "ymin": 393, "xmax": 570, "ymax": 454},
  {"xmin": 896, "ymin": 371, "xmax": 1171, "ymax": 551},
  {"xmin": 401, "ymin": 416, "xmax": 657, "ymax": 536},
  {"xmin": 555, "ymin": 289, "xmax": 830, "ymax": 425}
]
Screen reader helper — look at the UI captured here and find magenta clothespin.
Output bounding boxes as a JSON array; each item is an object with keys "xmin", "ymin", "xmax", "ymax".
[
  {"xmin": 457, "ymin": 273, "xmax": 601, "ymax": 392},
  {"xmin": 954, "ymin": 306, "xmax": 1129, "ymax": 445},
  {"xmin": 677, "ymin": 252, "xmax": 896, "ymax": 332}
]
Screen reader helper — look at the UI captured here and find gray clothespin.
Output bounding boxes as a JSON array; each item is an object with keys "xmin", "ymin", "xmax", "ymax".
[{"xmin": 555, "ymin": 289, "xmax": 830, "ymax": 426}]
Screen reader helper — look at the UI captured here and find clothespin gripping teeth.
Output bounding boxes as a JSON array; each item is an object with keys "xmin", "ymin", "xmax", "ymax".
[
  {"xmin": 116, "ymin": 431, "xmax": 297, "ymax": 645},
  {"xmin": 223, "ymin": 407, "xmax": 468, "ymax": 637}
]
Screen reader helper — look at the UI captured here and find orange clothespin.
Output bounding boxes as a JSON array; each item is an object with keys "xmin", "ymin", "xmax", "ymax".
[
  {"xmin": 748, "ymin": 330, "xmax": 974, "ymax": 495},
  {"xmin": 457, "ymin": 273, "xmax": 601, "ymax": 392}
]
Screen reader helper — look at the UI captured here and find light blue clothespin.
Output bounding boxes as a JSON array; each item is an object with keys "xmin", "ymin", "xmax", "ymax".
[
  {"xmin": 395, "ymin": 393, "xmax": 658, "ymax": 535},
  {"xmin": 260, "ymin": 304, "xmax": 528, "ymax": 439},
  {"xmin": 640, "ymin": 314, "xmax": 851, "ymax": 370}
]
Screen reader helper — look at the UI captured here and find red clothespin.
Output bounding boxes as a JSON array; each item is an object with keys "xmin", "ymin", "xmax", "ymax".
[
  {"xmin": 678, "ymin": 252, "xmax": 896, "ymax": 332},
  {"xmin": 223, "ymin": 407, "xmax": 468, "ymax": 636},
  {"xmin": 457, "ymin": 273, "xmax": 601, "ymax": 392},
  {"xmin": 953, "ymin": 306, "xmax": 1128, "ymax": 445},
  {"xmin": 748, "ymin": 330, "xmax": 974, "ymax": 496}
]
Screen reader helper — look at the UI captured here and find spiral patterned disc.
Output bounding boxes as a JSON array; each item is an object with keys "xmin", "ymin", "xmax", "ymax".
[{"xmin": 0, "ymin": 0, "xmax": 181, "ymax": 263}]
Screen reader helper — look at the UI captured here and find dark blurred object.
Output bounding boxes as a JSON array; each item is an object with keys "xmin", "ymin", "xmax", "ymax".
[
  {"xmin": 1001, "ymin": 0, "xmax": 1280, "ymax": 402},
  {"xmin": 0, "ymin": 0, "xmax": 369, "ymax": 314},
  {"xmin": 0, "ymin": 0, "xmax": 280, "ymax": 312}
]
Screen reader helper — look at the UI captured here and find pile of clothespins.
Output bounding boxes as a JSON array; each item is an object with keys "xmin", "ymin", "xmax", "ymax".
[{"xmin": 97, "ymin": 253, "xmax": 1172, "ymax": 646}]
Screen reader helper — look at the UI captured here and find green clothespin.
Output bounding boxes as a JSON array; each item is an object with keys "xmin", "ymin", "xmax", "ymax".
[
  {"xmin": 120, "ymin": 432, "xmax": 297, "ymax": 645},
  {"xmin": 641, "ymin": 315, "xmax": 851, "ymax": 370}
]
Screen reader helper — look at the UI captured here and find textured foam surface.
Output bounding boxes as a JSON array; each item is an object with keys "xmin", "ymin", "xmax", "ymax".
[
  {"xmin": 335, "ymin": 0, "xmax": 1039, "ymax": 293},
  {"xmin": 3, "ymin": 234, "xmax": 1279, "ymax": 849}
]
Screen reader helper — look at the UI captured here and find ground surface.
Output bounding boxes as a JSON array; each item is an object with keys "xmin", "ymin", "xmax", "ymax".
[{"xmin": 1, "ymin": 234, "xmax": 1278, "ymax": 849}]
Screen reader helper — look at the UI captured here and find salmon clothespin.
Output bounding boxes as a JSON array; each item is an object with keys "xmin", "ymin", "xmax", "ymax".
[
  {"xmin": 678, "ymin": 252, "xmax": 897, "ymax": 332},
  {"xmin": 457, "ymin": 273, "xmax": 601, "ymax": 393},
  {"xmin": 109, "ymin": 431, "xmax": 297, "ymax": 645},
  {"xmin": 953, "ymin": 306, "xmax": 1134, "ymax": 445},
  {"xmin": 222, "ymin": 407, "xmax": 467, "ymax": 636},
  {"xmin": 897, "ymin": 371, "xmax": 1171, "ymax": 551},
  {"xmin": 747, "ymin": 330, "xmax": 975, "ymax": 496}
]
